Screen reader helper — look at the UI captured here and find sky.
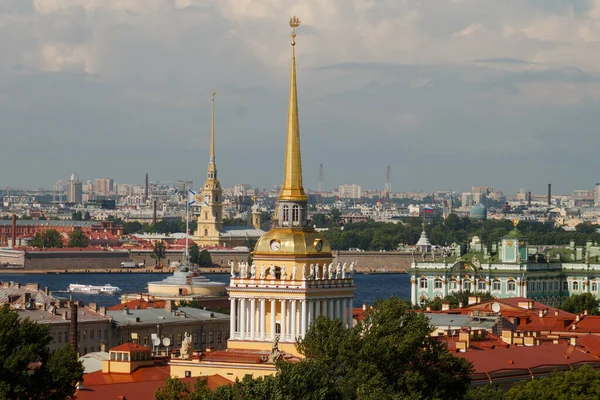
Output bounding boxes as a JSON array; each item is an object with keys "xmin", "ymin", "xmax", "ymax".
[{"xmin": 1, "ymin": 0, "xmax": 600, "ymax": 195}]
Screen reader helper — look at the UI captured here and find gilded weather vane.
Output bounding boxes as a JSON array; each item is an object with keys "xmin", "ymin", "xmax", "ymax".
[
  {"xmin": 212, "ymin": 91, "xmax": 216, "ymax": 100},
  {"xmin": 290, "ymin": 16, "xmax": 301, "ymax": 45}
]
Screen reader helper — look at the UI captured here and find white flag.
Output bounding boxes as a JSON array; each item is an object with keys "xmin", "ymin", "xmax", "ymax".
[{"xmin": 188, "ymin": 189, "xmax": 196, "ymax": 205}]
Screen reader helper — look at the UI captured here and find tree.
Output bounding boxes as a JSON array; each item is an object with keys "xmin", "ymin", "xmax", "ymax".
[
  {"xmin": 0, "ymin": 307, "xmax": 84, "ymax": 399},
  {"xmin": 67, "ymin": 230, "xmax": 90, "ymax": 248},
  {"xmin": 504, "ymin": 364, "xmax": 600, "ymax": 400},
  {"xmin": 155, "ymin": 376, "xmax": 212, "ymax": 400},
  {"xmin": 71, "ymin": 211, "xmax": 82, "ymax": 221},
  {"xmin": 423, "ymin": 291, "xmax": 495, "ymax": 311},
  {"xmin": 188, "ymin": 243, "xmax": 200, "ymax": 265},
  {"xmin": 151, "ymin": 241, "xmax": 167, "ymax": 267},
  {"xmin": 83, "ymin": 211, "xmax": 91, "ymax": 221},
  {"xmin": 198, "ymin": 250, "xmax": 212, "ymax": 268},
  {"xmin": 30, "ymin": 230, "xmax": 63, "ymax": 248},
  {"xmin": 560, "ymin": 293, "xmax": 600, "ymax": 315}
]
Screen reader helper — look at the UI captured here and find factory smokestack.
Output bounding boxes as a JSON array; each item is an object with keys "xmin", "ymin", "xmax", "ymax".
[
  {"xmin": 153, "ymin": 199, "xmax": 157, "ymax": 224},
  {"xmin": 548, "ymin": 183, "xmax": 551, "ymax": 206},
  {"xmin": 11, "ymin": 214, "xmax": 16, "ymax": 248},
  {"xmin": 528, "ymin": 192, "xmax": 531, "ymax": 208},
  {"xmin": 145, "ymin": 173, "xmax": 149, "ymax": 202},
  {"xmin": 70, "ymin": 302, "xmax": 78, "ymax": 356}
]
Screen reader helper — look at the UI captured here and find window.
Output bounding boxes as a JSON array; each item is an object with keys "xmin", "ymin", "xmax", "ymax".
[
  {"xmin": 563, "ymin": 281, "xmax": 569, "ymax": 291},
  {"xmin": 543, "ymin": 281, "xmax": 547, "ymax": 291},
  {"xmin": 51, "ymin": 333, "xmax": 55, "ymax": 344},
  {"xmin": 593, "ymin": 282, "xmax": 598, "ymax": 292},
  {"xmin": 215, "ymin": 195, "xmax": 219, "ymax": 202},
  {"xmin": 463, "ymin": 280, "xmax": 471, "ymax": 291},
  {"xmin": 144, "ymin": 336, "xmax": 149, "ymax": 346},
  {"xmin": 204, "ymin": 229, "xmax": 208, "ymax": 236},
  {"xmin": 193, "ymin": 333, "xmax": 198, "ymax": 345},
  {"xmin": 419, "ymin": 278, "xmax": 428, "ymax": 289},
  {"xmin": 116, "ymin": 352, "xmax": 122, "ymax": 361},
  {"xmin": 90, "ymin": 330, "xmax": 94, "ymax": 340},
  {"xmin": 507, "ymin": 280, "xmax": 516, "ymax": 292},
  {"xmin": 226, "ymin": 330, "xmax": 230, "ymax": 340},
  {"xmin": 283, "ymin": 205, "xmax": 289, "ymax": 223},
  {"xmin": 65, "ymin": 332, "xmax": 69, "ymax": 343},
  {"xmin": 110, "ymin": 352, "xmax": 116, "ymax": 361},
  {"xmin": 292, "ymin": 205, "xmax": 299, "ymax": 225},
  {"xmin": 177, "ymin": 333, "xmax": 182, "ymax": 345},
  {"xmin": 434, "ymin": 279, "xmax": 443, "ymax": 289},
  {"xmin": 573, "ymin": 281, "xmax": 579, "ymax": 291},
  {"xmin": 98, "ymin": 329, "xmax": 102, "ymax": 340},
  {"xmin": 83, "ymin": 330, "xmax": 87, "ymax": 341},
  {"xmin": 478, "ymin": 280, "xmax": 486, "ymax": 291},
  {"xmin": 449, "ymin": 280, "xmax": 457, "ymax": 290},
  {"xmin": 201, "ymin": 332, "xmax": 206, "ymax": 344},
  {"xmin": 204, "ymin": 212, "xmax": 208, "ymax": 219},
  {"xmin": 217, "ymin": 331, "xmax": 222, "ymax": 343},
  {"xmin": 123, "ymin": 353, "xmax": 129, "ymax": 361},
  {"xmin": 83, "ymin": 347, "xmax": 87, "ymax": 355},
  {"xmin": 209, "ymin": 332, "xmax": 214, "ymax": 344},
  {"xmin": 492, "ymin": 280, "xmax": 501, "ymax": 291},
  {"xmin": 275, "ymin": 323, "xmax": 281, "ymax": 334}
]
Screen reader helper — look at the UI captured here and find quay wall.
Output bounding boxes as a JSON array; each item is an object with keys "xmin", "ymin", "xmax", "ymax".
[{"xmin": 0, "ymin": 249, "xmax": 424, "ymax": 273}]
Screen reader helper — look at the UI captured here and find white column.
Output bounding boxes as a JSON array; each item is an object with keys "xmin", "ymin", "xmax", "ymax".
[
  {"xmin": 291, "ymin": 300, "xmax": 297, "ymax": 339},
  {"xmin": 328, "ymin": 299, "xmax": 334, "ymax": 320},
  {"xmin": 301, "ymin": 300, "xmax": 307, "ymax": 337},
  {"xmin": 338, "ymin": 299, "xmax": 343, "ymax": 322},
  {"xmin": 321, "ymin": 299, "xmax": 327, "ymax": 319},
  {"xmin": 260, "ymin": 299, "xmax": 266, "ymax": 340},
  {"xmin": 270, "ymin": 299, "xmax": 276, "ymax": 340},
  {"xmin": 239, "ymin": 299, "xmax": 246, "ymax": 340},
  {"xmin": 315, "ymin": 299, "xmax": 321, "ymax": 319},
  {"xmin": 307, "ymin": 300, "xmax": 313, "ymax": 329},
  {"xmin": 342, "ymin": 298, "xmax": 348, "ymax": 328},
  {"xmin": 334, "ymin": 299, "xmax": 341, "ymax": 320},
  {"xmin": 250, "ymin": 298, "xmax": 256, "ymax": 340},
  {"xmin": 281, "ymin": 299, "xmax": 287, "ymax": 340},
  {"xmin": 348, "ymin": 298, "xmax": 354, "ymax": 328},
  {"xmin": 230, "ymin": 298, "xmax": 236, "ymax": 339}
]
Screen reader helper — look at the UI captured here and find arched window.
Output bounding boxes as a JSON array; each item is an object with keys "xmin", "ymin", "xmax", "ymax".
[
  {"xmin": 204, "ymin": 229, "xmax": 208, "ymax": 236},
  {"xmin": 419, "ymin": 278, "xmax": 428, "ymax": 289},
  {"xmin": 492, "ymin": 280, "xmax": 501, "ymax": 291},
  {"xmin": 592, "ymin": 282, "xmax": 598, "ymax": 292},
  {"xmin": 507, "ymin": 280, "xmax": 516, "ymax": 292},
  {"xmin": 478, "ymin": 280, "xmax": 486, "ymax": 291},
  {"xmin": 573, "ymin": 281, "xmax": 579, "ymax": 291},
  {"xmin": 215, "ymin": 194, "xmax": 219, "ymax": 202},
  {"xmin": 449, "ymin": 280, "xmax": 457, "ymax": 290},
  {"xmin": 283, "ymin": 205, "xmax": 289, "ymax": 223},
  {"xmin": 563, "ymin": 281, "xmax": 569, "ymax": 291},
  {"xmin": 204, "ymin": 212, "xmax": 208, "ymax": 219},
  {"xmin": 292, "ymin": 205, "xmax": 299, "ymax": 225},
  {"xmin": 463, "ymin": 280, "xmax": 471, "ymax": 291},
  {"xmin": 434, "ymin": 278, "xmax": 443, "ymax": 289}
]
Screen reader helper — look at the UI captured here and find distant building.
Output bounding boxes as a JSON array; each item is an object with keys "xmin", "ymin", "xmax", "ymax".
[
  {"xmin": 67, "ymin": 173, "xmax": 83, "ymax": 203},
  {"xmin": 94, "ymin": 178, "xmax": 114, "ymax": 198},
  {"xmin": 470, "ymin": 203, "xmax": 487, "ymax": 220},
  {"xmin": 339, "ymin": 184, "xmax": 362, "ymax": 199}
]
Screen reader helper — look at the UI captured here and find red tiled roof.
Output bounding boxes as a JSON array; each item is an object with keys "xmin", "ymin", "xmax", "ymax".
[
  {"xmin": 109, "ymin": 343, "xmax": 152, "ymax": 353},
  {"xmin": 577, "ymin": 334, "xmax": 600, "ymax": 356},
  {"xmin": 78, "ymin": 371, "xmax": 231, "ymax": 400},
  {"xmin": 567, "ymin": 315, "xmax": 600, "ymax": 333},
  {"xmin": 455, "ymin": 343, "xmax": 600, "ymax": 375},
  {"xmin": 108, "ymin": 300, "xmax": 166, "ymax": 311}
]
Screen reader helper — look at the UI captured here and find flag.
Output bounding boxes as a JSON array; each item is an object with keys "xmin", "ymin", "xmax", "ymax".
[
  {"xmin": 188, "ymin": 189, "xmax": 196, "ymax": 205},
  {"xmin": 424, "ymin": 206, "xmax": 434, "ymax": 214}
]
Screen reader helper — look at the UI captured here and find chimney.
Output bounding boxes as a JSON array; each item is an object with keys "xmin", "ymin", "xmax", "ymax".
[
  {"xmin": 11, "ymin": 214, "xmax": 16, "ymax": 248},
  {"xmin": 527, "ymin": 192, "xmax": 531, "ymax": 208},
  {"xmin": 70, "ymin": 302, "xmax": 78, "ymax": 356},
  {"xmin": 362, "ymin": 304, "xmax": 367, "ymax": 311},
  {"xmin": 458, "ymin": 301, "xmax": 463, "ymax": 308},
  {"xmin": 548, "ymin": 183, "xmax": 551, "ymax": 206},
  {"xmin": 89, "ymin": 302, "xmax": 97, "ymax": 312},
  {"xmin": 426, "ymin": 306, "xmax": 431, "ymax": 311},
  {"xmin": 584, "ymin": 309, "xmax": 588, "ymax": 316},
  {"xmin": 145, "ymin": 173, "xmax": 149, "ymax": 202},
  {"xmin": 153, "ymin": 199, "xmax": 157, "ymax": 224},
  {"xmin": 45, "ymin": 287, "xmax": 49, "ymax": 295},
  {"xmin": 442, "ymin": 302, "xmax": 450, "ymax": 311},
  {"xmin": 570, "ymin": 337, "xmax": 577, "ymax": 346},
  {"xmin": 99, "ymin": 306, "xmax": 106, "ymax": 316}
]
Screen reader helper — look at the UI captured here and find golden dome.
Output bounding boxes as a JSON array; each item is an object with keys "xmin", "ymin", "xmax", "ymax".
[{"xmin": 253, "ymin": 228, "xmax": 331, "ymax": 258}]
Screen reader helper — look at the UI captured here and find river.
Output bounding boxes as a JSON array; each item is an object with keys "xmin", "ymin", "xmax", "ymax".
[{"xmin": 0, "ymin": 272, "xmax": 411, "ymax": 308}]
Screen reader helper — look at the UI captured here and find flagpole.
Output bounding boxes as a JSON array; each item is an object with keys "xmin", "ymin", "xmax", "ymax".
[{"xmin": 185, "ymin": 198, "xmax": 189, "ymax": 260}]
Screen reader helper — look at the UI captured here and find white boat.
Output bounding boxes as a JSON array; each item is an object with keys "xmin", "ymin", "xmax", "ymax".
[{"xmin": 67, "ymin": 283, "xmax": 122, "ymax": 294}]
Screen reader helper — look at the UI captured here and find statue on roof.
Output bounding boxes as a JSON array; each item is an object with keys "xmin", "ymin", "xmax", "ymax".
[
  {"xmin": 349, "ymin": 261, "xmax": 355, "ymax": 277},
  {"xmin": 342, "ymin": 263, "xmax": 347, "ymax": 279},
  {"xmin": 179, "ymin": 332, "xmax": 193, "ymax": 359},
  {"xmin": 270, "ymin": 264, "xmax": 276, "ymax": 279},
  {"xmin": 292, "ymin": 264, "xmax": 297, "ymax": 280},
  {"xmin": 322, "ymin": 264, "xmax": 327, "ymax": 280},
  {"xmin": 309, "ymin": 264, "xmax": 315, "ymax": 280},
  {"xmin": 336, "ymin": 263, "xmax": 341, "ymax": 279},
  {"xmin": 328, "ymin": 263, "xmax": 333, "ymax": 279},
  {"xmin": 250, "ymin": 263, "xmax": 256, "ymax": 279},
  {"xmin": 260, "ymin": 264, "xmax": 266, "ymax": 279},
  {"xmin": 267, "ymin": 335, "xmax": 282, "ymax": 363},
  {"xmin": 315, "ymin": 264, "xmax": 320, "ymax": 280},
  {"xmin": 302, "ymin": 264, "xmax": 307, "ymax": 280},
  {"xmin": 281, "ymin": 264, "xmax": 287, "ymax": 280},
  {"xmin": 585, "ymin": 249, "xmax": 590, "ymax": 264},
  {"xmin": 229, "ymin": 261, "xmax": 235, "ymax": 277}
]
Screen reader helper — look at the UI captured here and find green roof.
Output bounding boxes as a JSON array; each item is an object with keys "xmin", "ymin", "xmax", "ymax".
[{"xmin": 504, "ymin": 228, "xmax": 522, "ymax": 239}]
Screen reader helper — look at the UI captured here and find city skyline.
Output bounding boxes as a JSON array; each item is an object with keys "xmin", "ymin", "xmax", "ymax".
[{"xmin": 1, "ymin": 1, "xmax": 600, "ymax": 193}]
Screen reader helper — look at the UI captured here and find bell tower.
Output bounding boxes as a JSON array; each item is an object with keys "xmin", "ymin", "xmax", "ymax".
[{"xmin": 194, "ymin": 92, "xmax": 223, "ymax": 246}]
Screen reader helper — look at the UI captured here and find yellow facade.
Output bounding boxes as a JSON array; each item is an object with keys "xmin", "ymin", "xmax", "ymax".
[{"xmin": 170, "ymin": 358, "xmax": 276, "ymax": 382}]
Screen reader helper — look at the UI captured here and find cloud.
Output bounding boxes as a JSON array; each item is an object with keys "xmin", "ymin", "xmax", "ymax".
[{"xmin": 1, "ymin": 0, "xmax": 600, "ymax": 194}]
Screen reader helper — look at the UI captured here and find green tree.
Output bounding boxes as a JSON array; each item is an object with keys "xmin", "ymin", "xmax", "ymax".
[
  {"xmin": 83, "ymin": 211, "xmax": 91, "ymax": 221},
  {"xmin": 30, "ymin": 230, "xmax": 63, "ymax": 248},
  {"xmin": 504, "ymin": 364, "xmax": 600, "ymax": 400},
  {"xmin": 188, "ymin": 243, "xmax": 200, "ymax": 265},
  {"xmin": 71, "ymin": 211, "xmax": 82, "ymax": 221},
  {"xmin": 155, "ymin": 376, "xmax": 212, "ymax": 400},
  {"xmin": 198, "ymin": 250, "xmax": 212, "ymax": 268},
  {"xmin": 151, "ymin": 241, "xmax": 167, "ymax": 267},
  {"xmin": 424, "ymin": 290, "xmax": 494, "ymax": 311},
  {"xmin": 67, "ymin": 229, "xmax": 90, "ymax": 248},
  {"xmin": 560, "ymin": 293, "xmax": 600, "ymax": 315},
  {"xmin": 0, "ymin": 307, "xmax": 84, "ymax": 399}
]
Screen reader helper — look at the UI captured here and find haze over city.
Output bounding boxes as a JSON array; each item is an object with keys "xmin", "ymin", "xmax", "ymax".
[{"xmin": 2, "ymin": 1, "xmax": 600, "ymax": 193}]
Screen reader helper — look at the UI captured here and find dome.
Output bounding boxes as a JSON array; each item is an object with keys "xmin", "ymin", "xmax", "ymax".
[
  {"xmin": 253, "ymin": 228, "xmax": 331, "ymax": 257},
  {"xmin": 470, "ymin": 203, "xmax": 487, "ymax": 220}
]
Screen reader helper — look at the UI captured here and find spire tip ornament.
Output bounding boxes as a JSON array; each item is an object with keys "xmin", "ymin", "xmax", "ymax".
[{"xmin": 290, "ymin": 16, "xmax": 301, "ymax": 45}]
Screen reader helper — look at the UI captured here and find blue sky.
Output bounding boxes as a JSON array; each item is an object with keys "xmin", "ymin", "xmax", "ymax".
[{"xmin": 1, "ymin": 0, "xmax": 600, "ymax": 195}]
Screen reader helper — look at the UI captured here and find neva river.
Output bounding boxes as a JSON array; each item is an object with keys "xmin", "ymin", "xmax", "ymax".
[{"xmin": 0, "ymin": 272, "xmax": 411, "ymax": 308}]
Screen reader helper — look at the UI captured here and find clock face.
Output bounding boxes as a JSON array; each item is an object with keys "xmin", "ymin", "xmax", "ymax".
[
  {"xmin": 314, "ymin": 239, "xmax": 323, "ymax": 252},
  {"xmin": 270, "ymin": 240, "xmax": 281, "ymax": 252}
]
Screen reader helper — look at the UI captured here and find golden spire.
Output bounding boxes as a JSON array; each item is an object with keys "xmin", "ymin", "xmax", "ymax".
[
  {"xmin": 209, "ymin": 92, "xmax": 216, "ymax": 165},
  {"xmin": 279, "ymin": 16, "xmax": 307, "ymax": 202}
]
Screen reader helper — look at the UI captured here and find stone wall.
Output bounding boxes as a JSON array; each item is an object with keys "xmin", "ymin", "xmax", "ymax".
[{"xmin": 24, "ymin": 250, "xmax": 130, "ymax": 271}]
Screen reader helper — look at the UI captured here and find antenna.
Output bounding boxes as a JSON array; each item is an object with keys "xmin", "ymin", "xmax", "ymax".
[{"xmin": 384, "ymin": 166, "xmax": 391, "ymax": 200}]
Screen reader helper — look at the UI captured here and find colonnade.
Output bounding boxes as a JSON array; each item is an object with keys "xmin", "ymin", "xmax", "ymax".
[{"xmin": 229, "ymin": 297, "xmax": 354, "ymax": 342}]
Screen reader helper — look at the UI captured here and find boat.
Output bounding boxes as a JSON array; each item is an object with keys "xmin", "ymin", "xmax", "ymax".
[{"xmin": 67, "ymin": 283, "xmax": 122, "ymax": 294}]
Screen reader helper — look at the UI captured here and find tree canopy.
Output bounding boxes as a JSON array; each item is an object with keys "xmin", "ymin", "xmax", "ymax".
[
  {"xmin": 559, "ymin": 293, "xmax": 600, "ymax": 315},
  {"xmin": 421, "ymin": 290, "xmax": 495, "ymax": 311},
  {"xmin": 67, "ymin": 229, "xmax": 90, "ymax": 248},
  {"xmin": 151, "ymin": 241, "xmax": 167, "ymax": 267},
  {"xmin": 0, "ymin": 307, "xmax": 84, "ymax": 399},
  {"xmin": 30, "ymin": 229, "xmax": 63, "ymax": 248},
  {"xmin": 198, "ymin": 250, "xmax": 212, "ymax": 268}
]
